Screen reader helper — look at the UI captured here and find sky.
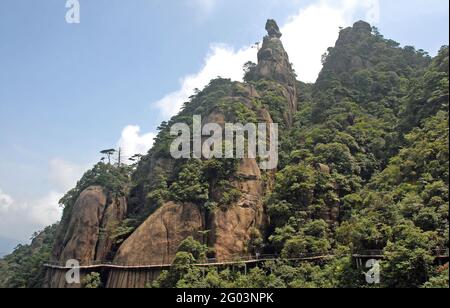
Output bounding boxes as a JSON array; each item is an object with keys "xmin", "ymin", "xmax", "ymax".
[{"xmin": 0, "ymin": 0, "xmax": 448, "ymax": 252}]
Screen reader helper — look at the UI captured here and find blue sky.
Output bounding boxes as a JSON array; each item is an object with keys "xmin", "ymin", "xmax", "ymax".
[{"xmin": 0, "ymin": 0, "xmax": 448, "ymax": 249}]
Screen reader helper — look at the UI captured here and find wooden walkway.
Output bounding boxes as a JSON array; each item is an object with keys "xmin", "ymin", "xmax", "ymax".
[
  {"xmin": 352, "ymin": 249, "xmax": 449, "ymax": 259},
  {"xmin": 44, "ymin": 249, "xmax": 449, "ymax": 271},
  {"xmin": 43, "ymin": 254, "xmax": 334, "ymax": 270}
]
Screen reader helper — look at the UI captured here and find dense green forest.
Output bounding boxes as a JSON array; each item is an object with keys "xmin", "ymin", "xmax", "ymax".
[
  {"xmin": 0, "ymin": 21, "xmax": 448, "ymax": 288},
  {"xmin": 149, "ymin": 26, "xmax": 449, "ymax": 288}
]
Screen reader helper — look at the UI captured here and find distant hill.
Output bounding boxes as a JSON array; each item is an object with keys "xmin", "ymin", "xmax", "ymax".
[{"xmin": 0, "ymin": 238, "xmax": 19, "ymax": 258}]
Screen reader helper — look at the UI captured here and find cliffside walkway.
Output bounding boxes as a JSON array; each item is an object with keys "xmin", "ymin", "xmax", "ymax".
[
  {"xmin": 352, "ymin": 249, "xmax": 449, "ymax": 259},
  {"xmin": 352, "ymin": 249, "xmax": 449, "ymax": 269},
  {"xmin": 44, "ymin": 249, "xmax": 449, "ymax": 271},
  {"xmin": 43, "ymin": 253, "xmax": 334, "ymax": 270}
]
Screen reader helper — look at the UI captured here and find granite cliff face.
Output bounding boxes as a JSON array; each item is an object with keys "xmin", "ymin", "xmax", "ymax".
[
  {"xmin": 1, "ymin": 17, "xmax": 443, "ymax": 289},
  {"xmin": 51, "ymin": 186, "xmax": 127, "ymax": 263},
  {"xmin": 46, "ymin": 186, "xmax": 127, "ymax": 288},
  {"xmin": 107, "ymin": 21, "xmax": 297, "ymax": 279},
  {"xmin": 106, "ymin": 202, "xmax": 204, "ymax": 288},
  {"xmin": 210, "ymin": 157, "xmax": 266, "ymax": 260},
  {"xmin": 48, "ymin": 19, "xmax": 298, "ymax": 288},
  {"xmin": 253, "ymin": 19, "xmax": 298, "ymax": 127},
  {"xmin": 107, "ymin": 84, "xmax": 280, "ymax": 288}
]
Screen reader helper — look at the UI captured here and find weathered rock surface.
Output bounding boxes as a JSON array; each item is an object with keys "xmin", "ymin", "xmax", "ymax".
[
  {"xmin": 47, "ymin": 19, "xmax": 295, "ymax": 288},
  {"xmin": 46, "ymin": 186, "xmax": 127, "ymax": 288},
  {"xmin": 106, "ymin": 202, "xmax": 204, "ymax": 288},
  {"xmin": 57, "ymin": 186, "xmax": 108, "ymax": 264},
  {"xmin": 211, "ymin": 158, "xmax": 266, "ymax": 260},
  {"xmin": 254, "ymin": 20, "xmax": 298, "ymax": 126},
  {"xmin": 96, "ymin": 196, "xmax": 128, "ymax": 261},
  {"xmin": 112, "ymin": 202, "xmax": 204, "ymax": 265},
  {"xmin": 265, "ymin": 19, "xmax": 282, "ymax": 38}
]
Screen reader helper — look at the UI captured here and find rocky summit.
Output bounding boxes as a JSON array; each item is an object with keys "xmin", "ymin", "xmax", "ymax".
[{"xmin": 1, "ymin": 18, "xmax": 448, "ymax": 289}]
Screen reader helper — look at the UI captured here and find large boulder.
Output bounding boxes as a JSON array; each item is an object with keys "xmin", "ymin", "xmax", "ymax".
[
  {"xmin": 106, "ymin": 202, "xmax": 204, "ymax": 288},
  {"xmin": 57, "ymin": 186, "xmax": 108, "ymax": 263},
  {"xmin": 266, "ymin": 19, "xmax": 282, "ymax": 38},
  {"xmin": 46, "ymin": 186, "xmax": 127, "ymax": 288},
  {"xmin": 95, "ymin": 196, "xmax": 127, "ymax": 261},
  {"xmin": 112, "ymin": 202, "xmax": 204, "ymax": 266}
]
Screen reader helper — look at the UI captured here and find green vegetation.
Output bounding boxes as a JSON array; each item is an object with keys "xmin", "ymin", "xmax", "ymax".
[
  {"xmin": 0, "ymin": 225, "xmax": 58, "ymax": 288},
  {"xmin": 59, "ymin": 162, "xmax": 131, "ymax": 217},
  {"xmin": 422, "ymin": 264, "xmax": 449, "ymax": 288},
  {"xmin": 254, "ymin": 80, "xmax": 291, "ymax": 127},
  {"xmin": 151, "ymin": 238, "xmax": 362, "ymax": 288},
  {"xmin": 57, "ymin": 162, "xmax": 132, "ymax": 241},
  {"xmin": 169, "ymin": 158, "xmax": 241, "ymax": 209},
  {"xmin": 149, "ymin": 24, "xmax": 449, "ymax": 288},
  {"xmin": 129, "ymin": 77, "xmax": 256, "ymax": 218},
  {"xmin": 82, "ymin": 272, "xmax": 102, "ymax": 289},
  {"xmin": 151, "ymin": 237, "xmax": 209, "ymax": 288},
  {"xmin": 2, "ymin": 22, "xmax": 448, "ymax": 289}
]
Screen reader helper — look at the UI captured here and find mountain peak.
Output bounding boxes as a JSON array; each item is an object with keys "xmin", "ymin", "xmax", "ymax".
[
  {"xmin": 353, "ymin": 20, "xmax": 372, "ymax": 33},
  {"xmin": 253, "ymin": 19, "xmax": 297, "ymax": 126},
  {"xmin": 255, "ymin": 19, "xmax": 296, "ymax": 86},
  {"xmin": 265, "ymin": 19, "xmax": 282, "ymax": 38}
]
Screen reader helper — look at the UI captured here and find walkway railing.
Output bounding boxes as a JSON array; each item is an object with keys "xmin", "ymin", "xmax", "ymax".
[
  {"xmin": 352, "ymin": 250, "xmax": 384, "ymax": 258},
  {"xmin": 43, "ymin": 253, "xmax": 333, "ymax": 270},
  {"xmin": 352, "ymin": 249, "xmax": 450, "ymax": 259},
  {"xmin": 44, "ymin": 249, "xmax": 448, "ymax": 270}
]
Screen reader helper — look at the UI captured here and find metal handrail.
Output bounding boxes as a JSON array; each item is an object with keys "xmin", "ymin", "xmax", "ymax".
[
  {"xmin": 44, "ymin": 252, "xmax": 332, "ymax": 269},
  {"xmin": 352, "ymin": 248, "xmax": 450, "ymax": 257},
  {"xmin": 44, "ymin": 249, "xmax": 449, "ymax": 269}
]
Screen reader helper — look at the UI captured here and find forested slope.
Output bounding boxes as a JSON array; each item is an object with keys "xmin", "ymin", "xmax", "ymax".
[{"xmin": 1, "ymin": 20, "xmax": 448, "ymax": 289}]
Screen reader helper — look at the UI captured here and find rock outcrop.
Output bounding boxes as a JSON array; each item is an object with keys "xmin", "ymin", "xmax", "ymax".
[
  {"xmin": 112, "ymin": 202, "xmax": 204, "ymax": 266},
  {"xmin": 265, "ymin": 19, "xmax": 282, "ymax": 38},
  {"xmin": 95, "ymin": 196, "xmax": 128, "ymax": 261},
  {"xmin": 211, "ymin": 158, "xmax": 266, "ymax": 260},
  {"xmin": 316, "ymin": 20, "xmax": 381, "ymax": 90},
  {"xmin": 46, "ymin": 186, "xmax": 127, "ymax": 288},
  {"xmin": 254, "ymin": 19, "xmax": 298, "ymax": 126},
  {"xmin": 200, "ymin": 88, "xmax": 273, "ymax": 260},
  {"xmin": 47, "ymin": 19, "xmax": 293, "ymax": 289},
  {"xmin": 107, "ymin": 75, "xmax": 278, "ymax": 286},
  {"xmin": 107, "ymin": 202, "xmax": 204, "ymax": 288}
]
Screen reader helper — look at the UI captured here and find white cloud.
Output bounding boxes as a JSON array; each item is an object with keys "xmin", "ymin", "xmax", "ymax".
[
  {"xmin": 0, "ymin": 159, "xmax": 88, "ymax": 242},
  {"xmin": 283, "ymin": 0, "xmax": 380, "ymax": 82},
  {"xmin": 48, "ymin": 158, "xmax": 86, "ymax": 192},
  {"xmin": 117, "ymin": 125, "xmax": 156, "ymax": 159},
  {"xmin": 0, "ymin": 190, "xmax": 13, "ymax": 213},
  {"xmin": 0, "ymin": 0, "xmax": 383, "ymax": 245},
  {"xmin": 154, "ymin": 44, "xmax": 257, "ymax": 118},
  {"xmin": 27, "ymin": 191, "xmax": 63, "ymax": 227},
  {"xmin": 282, "ymin": 1, "xmax": 346, "ymax": 83},
  {"xmin": 0, "ymin": 128, "xmax": 155, "ymax": 243},
  {"xmin": 0, "ymin": 189, "xmax": 63, "ymax": 242},
  {"xmin": 342, "ymin": 0, "xmax": 381, "ymax": 24},
  {"xmin": 152, "ymin": 0, "xmax": 380, "ymax": 118}
]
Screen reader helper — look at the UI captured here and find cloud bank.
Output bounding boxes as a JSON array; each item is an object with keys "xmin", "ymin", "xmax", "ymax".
[
  {"xmin": 0, "ymin": 189, "xmax": 63, "ymax": 242},
  {"xmin": 153, "ymin": 0, "xmax": 380, "ymax": 118},
  {"xmin": 0, "ymin": 0, "xmax": 381, "ymax": 246},
  {"xmin": 0, "ymin": 127, "xmax": 157, "ymax": 243},
  {"xmin": 0, "ymin": 190, "xmax": 13, "ymax": 213},
  {"xmin": 154, "ymin": 44, "xmax": 257, "ymax": 118},
  {"xmin": 0, "ymin": 159, "xmax": 87, "ymax": 242},
  {"xmin": 117, "ymin": 125, "xmax": 156, "ymax": 159}
]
